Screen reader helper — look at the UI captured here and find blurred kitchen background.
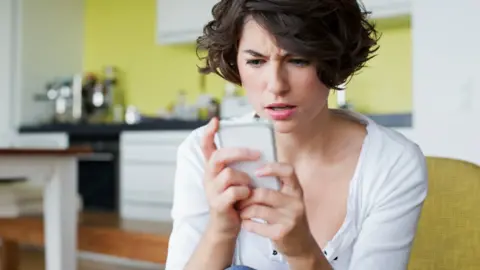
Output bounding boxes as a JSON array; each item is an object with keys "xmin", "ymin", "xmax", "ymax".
[{"xmin": 0, "ymin": 0, "xmax": 479, "ymax": 267}]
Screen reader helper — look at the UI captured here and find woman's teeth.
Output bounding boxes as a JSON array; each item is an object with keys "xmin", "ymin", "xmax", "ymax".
[{"xmin": 270, "ymin": 106, "xmax": 294, "ymax": 111}]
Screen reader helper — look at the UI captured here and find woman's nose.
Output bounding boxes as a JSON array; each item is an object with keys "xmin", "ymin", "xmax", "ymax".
[{"xmin": 265, "ymin": 67, "xmax": 289, "ymax": 95}]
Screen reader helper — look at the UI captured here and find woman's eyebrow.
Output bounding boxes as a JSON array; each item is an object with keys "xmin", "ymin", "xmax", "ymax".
[{"xmin": 242, "ymin": 49, "xmax": 291, "ymax": 58}]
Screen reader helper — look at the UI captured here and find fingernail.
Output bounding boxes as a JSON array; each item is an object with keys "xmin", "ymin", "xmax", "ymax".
[
  {"xmin": 255, "ymin": 167, "xmax": 265, "ymax": 176},
  {"xmin": 208, "ymin": 118, "xmax": 218, "ymax": 131}
]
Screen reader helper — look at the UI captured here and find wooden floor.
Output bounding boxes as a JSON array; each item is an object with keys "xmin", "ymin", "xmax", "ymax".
[
  {"xmin": 0, "ymin": 247, "xmax": 162, "ymax": 270},
  {"xmin": 0, "ymin": 212, "xmax": 172, "ymax": 266}
]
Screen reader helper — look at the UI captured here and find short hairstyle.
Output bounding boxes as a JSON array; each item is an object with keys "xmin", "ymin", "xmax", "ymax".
[{"xmin": 196, "ymin": 0, "xmax": 380, "ymax": 90}]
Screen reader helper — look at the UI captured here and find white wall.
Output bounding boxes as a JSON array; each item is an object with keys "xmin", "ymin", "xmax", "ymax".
[
  {"xmin": 0, "ymin": 0, "xmax": 16, "ymax": 147},
  {"xmin": 407, "ymin": 0, "xmax": 480, "ymax": 165},
  {"xmin": 14, "ymin": 0, "xmax": 85, "ymax": 126}
]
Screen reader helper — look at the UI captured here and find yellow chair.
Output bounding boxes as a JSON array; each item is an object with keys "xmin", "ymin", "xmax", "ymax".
[{"xmin": 409, "ymin": 157, "xmax": 480, "ymax": 270}]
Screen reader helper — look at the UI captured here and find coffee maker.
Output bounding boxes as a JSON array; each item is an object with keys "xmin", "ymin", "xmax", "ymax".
[
  {"xmin": 81, "ymin": 71, "xmax": 113, "ymax": 123},
  {"xmin": 34, "ymin": 74, "xmax": 83, "ymax": 123},
  {"xmin": 36, "ymin": 67, "xmax": 117, "ymax": 124}
]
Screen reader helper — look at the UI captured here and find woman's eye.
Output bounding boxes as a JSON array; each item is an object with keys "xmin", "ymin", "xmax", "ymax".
[
  {"xmin": 246, "ymin": 59, "xmax": 264, "ymax": 66},
  {"xmin": 289, "ymin": 59, "xmax": 310, "ymax": 66}
]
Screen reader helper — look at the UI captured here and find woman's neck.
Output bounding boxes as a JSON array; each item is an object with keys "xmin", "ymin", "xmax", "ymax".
[{"xmin": 275, "ymin": 109, "xmax": 336, "ymax": 163}]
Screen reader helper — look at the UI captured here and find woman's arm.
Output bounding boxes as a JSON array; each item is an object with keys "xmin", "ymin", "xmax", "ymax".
[
  {"xmin": 165, "ymin": 133, "xmax": 237, "ymax": 270},
  {"xmin": 167, "ymin": 214, "xmax": 238, "ymax": 270},
  {"xmin": 348, "ymin": 143, "xmax": 428, "ymax": 270},
  {"xmin": 166, "ymin": 123, "xmax": 256, "ymax": 270},
  {"xmin": 184, "ymin": 221, "xmax": 238, "ymax": 270}
]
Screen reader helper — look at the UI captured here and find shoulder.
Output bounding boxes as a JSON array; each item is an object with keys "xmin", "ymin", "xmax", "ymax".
[
  {"xmin": 358, "ymin": 115, "xmax": 428, "ymax": 210},
  {"xmin": 341, "ymin": 110, "xmax": 423, "ymax": 167},
  {"xmin": 348, "ymin": 111, "xmax": 426, "ymax": 178},
  {"xmin": 367, "ymin": 120, "xmax": 426, "ymax": 175}
]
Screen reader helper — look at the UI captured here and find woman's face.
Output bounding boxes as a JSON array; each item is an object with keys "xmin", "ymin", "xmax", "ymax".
[{"xmin": 237, "ymin": 19, "xmax": 330, "ymax": 133}]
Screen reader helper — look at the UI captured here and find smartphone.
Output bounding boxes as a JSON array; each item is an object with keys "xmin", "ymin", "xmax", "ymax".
[{"xmin": 216, "ymin": 118, "xmax": 281, "ymax": 191}]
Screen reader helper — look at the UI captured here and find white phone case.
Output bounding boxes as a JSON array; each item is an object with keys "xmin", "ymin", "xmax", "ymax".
[{"xmin": 216, "ymin": 119, "xmax": 280, "ymax": 191}]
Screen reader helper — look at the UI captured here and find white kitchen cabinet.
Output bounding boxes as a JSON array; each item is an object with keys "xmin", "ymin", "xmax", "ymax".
[
  {"xmin": 13, "ymin": 133, "xmax": 68, "ymax": 149},
  {"xmin": 361, "ymin": 0, "xmax": 411, "ymax": 19},
  {"xmin": 0, "ymin": 0, "xmax": 84, "ymax": 145},
  {"xmin": 156, "ymin": 0, "xmax": 411, "ymax": 45},
  {"xmin": 156, "ymin": 0, "xmax": 218, "ymax": 44},
  {"xmin": 120, "ymin": 130, "xmax": 191, "ymax": 221},
  {"xmin": 0, "ymin": 0, "xmax": 16, "ymax": 147}
]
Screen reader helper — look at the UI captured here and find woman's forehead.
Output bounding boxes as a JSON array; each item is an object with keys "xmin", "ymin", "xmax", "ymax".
[{"xmin": 239, "ymin": 20, "xmax": 286, "ymax": 56}]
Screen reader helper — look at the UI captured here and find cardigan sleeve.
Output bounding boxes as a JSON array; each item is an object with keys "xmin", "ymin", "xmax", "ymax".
[
  {"xmin": 165, "ymin": 129, "xmax": 211, "ymax": 270},
  {"xmin": 348, "ymin": 143, "xmax": 428, "ymax": 270}
]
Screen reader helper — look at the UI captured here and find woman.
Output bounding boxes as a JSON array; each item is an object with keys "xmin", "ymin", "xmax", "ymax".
[{"xmin": 165, "ymin": 0, "xmax": 428, "ymax": 269}]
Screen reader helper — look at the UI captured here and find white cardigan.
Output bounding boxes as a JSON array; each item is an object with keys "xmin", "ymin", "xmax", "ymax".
[{"xmin": 165, "ymin": 111, "xmax": 428, "ymax": 270}]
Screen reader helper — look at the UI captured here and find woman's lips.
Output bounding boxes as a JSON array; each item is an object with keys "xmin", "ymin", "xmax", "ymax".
[{"xmin": 264, "ymin": 106, "xmax": 297, "ymax": 120}]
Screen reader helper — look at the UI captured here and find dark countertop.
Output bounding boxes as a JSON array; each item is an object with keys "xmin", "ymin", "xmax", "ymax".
[
  {"xmin": 19, "ymin": 119, "xmax": 209, "ymax": 136},
  {"xmin": 367, "ymin": 113, "xmax": 412, "ymax": 128},
  {"xmin": 18, "ymin": 113, "xmax": 412, "ymax": 135}
]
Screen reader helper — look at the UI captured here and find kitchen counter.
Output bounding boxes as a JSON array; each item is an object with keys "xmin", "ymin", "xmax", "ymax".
[
  {"xmin": 366, "ymin": 113, "xmax": 412, "ymax": 128},
  {"xmin": 18, "ymin": 113, "xmax": 412, "ymax": 135},
  {"xmin": 19, "ymin": 119, "xmax": 209, "ymax": 136}
]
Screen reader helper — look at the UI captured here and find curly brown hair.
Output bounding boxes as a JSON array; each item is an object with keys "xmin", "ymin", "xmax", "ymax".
[{"xmin": 196, "ymin": 0, "xmax": 380, "ymax": 90}]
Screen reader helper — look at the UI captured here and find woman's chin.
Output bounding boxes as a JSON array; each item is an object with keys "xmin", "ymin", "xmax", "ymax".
[
  {"xmin": 256, "ymin": 112, "xmax": 300, "ymax": 133},
  {"xmin": 272, "ymin": 121, "xmax": 297, "ymax": 134}
]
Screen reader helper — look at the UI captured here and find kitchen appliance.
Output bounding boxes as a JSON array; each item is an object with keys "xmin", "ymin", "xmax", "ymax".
[
  {"xmin": 220, "ymin": 96, "xmax": 252, "ymax": 119},
  {"xmin": 35, "ymin": 67, "xmax": 118, "ymax": 124},
  {"xmin": 220, "ymin": 82, "xmax": 253, "ymax": 119},
  {"xmin": 34, "ymin": 74, "xmax": 83, "ymax": 123},
  {"xmin": 81, "ymin": 72, "xmax": 112, "ymax": 123},
  {"xmin": 69, "ymin": 133, "xmax": 119, "ymax": 212}
]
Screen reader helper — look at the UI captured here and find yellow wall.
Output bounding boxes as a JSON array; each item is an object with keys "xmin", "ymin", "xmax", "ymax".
[
  {"xmin": 84, "ymin": 0, "xmax": 411, "ymax": 115},
  {"xmin": 346, "ymin": 17, "xmax": 412, "ymax": 113}
]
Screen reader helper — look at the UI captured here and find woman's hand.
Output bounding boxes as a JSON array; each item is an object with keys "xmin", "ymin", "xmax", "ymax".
[
  {"xmin": 237, "ymin": 163, "xmax": 325, "ymax": 267},
  {"xmin": 201, "ymin": 118, "xmax": 260, "ymax": 238}
]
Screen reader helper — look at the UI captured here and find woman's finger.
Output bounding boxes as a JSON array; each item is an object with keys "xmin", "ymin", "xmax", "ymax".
[
  {"xmin": 208, "ymin": 148, "xmax": 260, "ymax": 176},
  {"xmin": 201, "ymin": 117, "xmax": 219, "ymax": 161},
  {"xmin": 216, "ymin": 168, "xmax": 251, "ymax": 192},
  {"xmin": 255, "ymin": 163, "xmax": 302, "ymax": 194},
  {"xmin": 214, "ymin": 186, "xmax": 251, "ymax": 212},
  {"xmin": 242, "ymin": 220, "xmax": 284, "ymax": 241},
  {"xmin": 240, "ymin": 204, "xmax": 281, "ymax": 224},
  {"xmin": 237, "ymin": 188, "xmax": 286, "ymax": 210}
]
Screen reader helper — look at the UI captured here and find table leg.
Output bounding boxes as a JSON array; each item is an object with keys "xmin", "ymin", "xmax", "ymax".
[
  {"xmin": 43, "ymin": 158, "xmax": 78, "ymax": 270},
  {"xmin": 1, "ymin": 239, "xmax": 20, "ymax": 270}
]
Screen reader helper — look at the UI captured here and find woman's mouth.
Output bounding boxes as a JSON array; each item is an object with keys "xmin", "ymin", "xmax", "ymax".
[{"xmin": 265, "ymin": 103, "xmax": 297, "ymax": 120}]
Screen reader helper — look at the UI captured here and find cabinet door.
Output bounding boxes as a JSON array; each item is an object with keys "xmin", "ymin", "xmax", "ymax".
[
  {"xmin": 156, "ymin": 0, "xmax": 411, "ymax": 45},
  {"xmin": 156, "ymin": 0, "xmax": 218, "ymax": 44},
  {"xmin": 0, "ymin": 0, "xmax": 15, "ymax": 147},
  {"xmin": 360, "ymin": 0, "xmax": 410, "ymax": 18},
  {"xmin": 14, "ymin": 133, "xmax": 69, "ymax": 149},
  {"xmin": 120, "ymin": 130, "xmax": 191, "ymax": 221}
]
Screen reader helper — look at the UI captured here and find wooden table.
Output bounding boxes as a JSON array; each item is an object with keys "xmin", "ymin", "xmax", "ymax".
[{"xmin": 0, "ymin": 147, "xmax": 91, "ymax": 270}]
